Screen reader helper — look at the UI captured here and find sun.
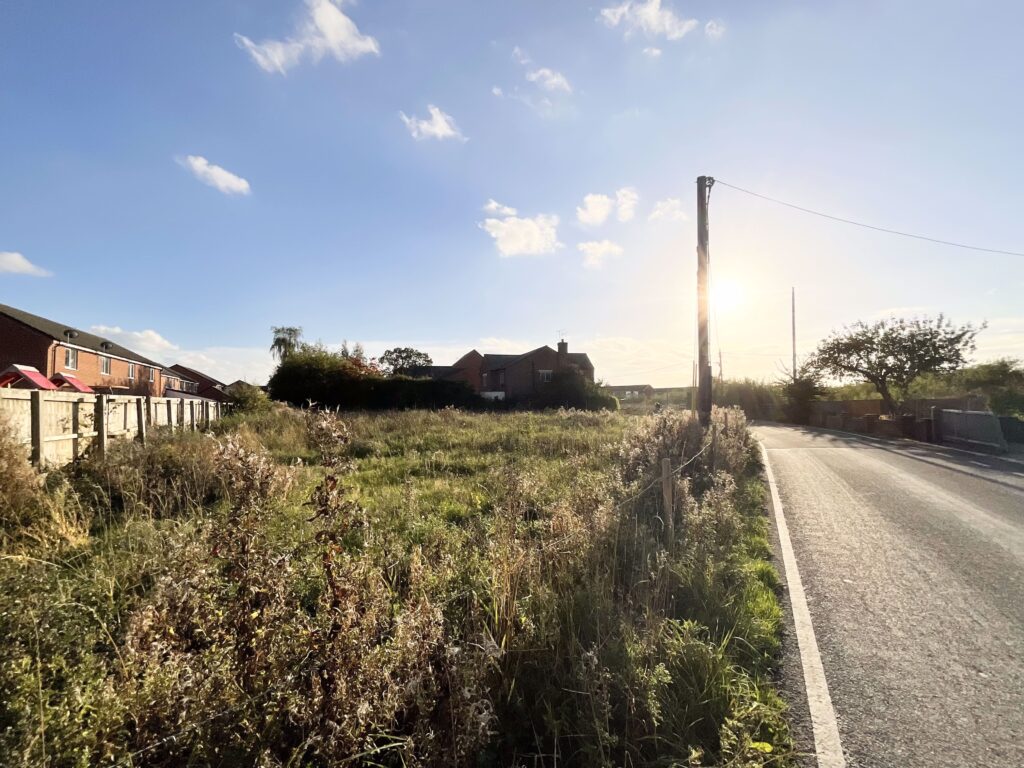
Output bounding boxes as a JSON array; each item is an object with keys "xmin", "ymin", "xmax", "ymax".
[{"xmin": 712, "ymin": 279, "xmax": 745, "ymax": 312}]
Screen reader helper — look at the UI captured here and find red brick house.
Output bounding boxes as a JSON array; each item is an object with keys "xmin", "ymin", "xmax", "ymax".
[
  {"xmin": 0, "ymin": 303, "xmax": 167, "ymax": 395},
  {"xmin": 168, "ymin": 363, "xmax": 230, "ymax": 402},
  {"xmin": 432, "ymin": 340, "xmax": 595, "ymax": 401}
]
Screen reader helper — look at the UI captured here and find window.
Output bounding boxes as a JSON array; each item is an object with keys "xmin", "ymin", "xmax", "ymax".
[
  {"xmin": 497, "ymin": 371, "xmax": 505, "ymax": 387},
  {"xmin": 539, "ymin": 370, "xmax": 553, "ymax": 383},
  {"xmin": 128, "ymin": 363, "xmax": 135, "ymax": 380},
  {"xmin": 100, "ymin": 356, "xmax": 111, "ymax": 375},
  {"xmin": 149, "ymin": 367, "xmax": 155, "ymax": 383},
  {"xmin": 64, "ymin": 347, "xmax": 78, "ymax": 370}
]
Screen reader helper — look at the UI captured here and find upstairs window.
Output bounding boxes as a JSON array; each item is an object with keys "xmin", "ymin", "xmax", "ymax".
[
  {"xmin": 100, "ymin": 356, "xmax": 111, "ymax": 375},
  {"xmin": 149, "ymin": 367, "xmax": 155, "ymax": 383},
  {"xmin": 64, "ymin": 348, "xmax": 78, "ymax": 370},
  {"xmin": 128, "ymin": 363, "xmax": 135, "ymax": 380},
  {"xmin": 539, "ymin": 370, "xmax": 553, "ymax": 383},
  {"xmin": 497, "ymin": 371, "xmax": 505, "ymax": 387}
]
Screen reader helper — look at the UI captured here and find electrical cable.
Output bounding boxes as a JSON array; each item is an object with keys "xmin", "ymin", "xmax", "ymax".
[{"xmin": 714, "ymin": 179, "xmax": 1024, "ymax": 257}]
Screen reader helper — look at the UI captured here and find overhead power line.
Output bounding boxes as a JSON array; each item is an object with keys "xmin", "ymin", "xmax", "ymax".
[{"xmin": 714, "ymin": 179, "xmax": 1024, "ymax": 258}]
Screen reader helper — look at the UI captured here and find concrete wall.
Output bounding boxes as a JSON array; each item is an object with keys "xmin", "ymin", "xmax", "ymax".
[
  {"xmin": 937, "ymin": 409, "xmax": 1008, "ymax": 452},
  {"xmin": 0, "ymin": 389, "xmax": 224, "ymax": 466}
]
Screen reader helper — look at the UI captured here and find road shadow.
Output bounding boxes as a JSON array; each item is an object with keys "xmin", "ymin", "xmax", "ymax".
[{"xmin": 752, "ymin": 422, "xmax": 1024, "ymax": 497}]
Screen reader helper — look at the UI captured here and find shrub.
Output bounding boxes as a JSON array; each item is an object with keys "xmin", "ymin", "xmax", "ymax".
[
  {"xmin": 269, "ymin": 345, "xmax": 480, "ymax": 410},
  {"xmin": 0, "ymin": 411, "xmax": 44, "ymax": 545},
  {"xmin": 531, "ymin": 368, "xmax": 619, "ymax": 411},
  {"xmin": 227, "ymin": 381, "xmax": 272, "ymax": 413}
]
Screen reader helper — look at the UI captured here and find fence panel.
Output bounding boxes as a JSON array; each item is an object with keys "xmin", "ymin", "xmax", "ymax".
[{"xmin": 0, "ymin": 389, "xmax": 225, "ymax": 466}]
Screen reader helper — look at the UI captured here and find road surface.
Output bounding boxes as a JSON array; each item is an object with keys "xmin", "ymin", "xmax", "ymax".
[{"xmin": 754, "ymin": 424, "xmax": 1024, "ymax": 768}]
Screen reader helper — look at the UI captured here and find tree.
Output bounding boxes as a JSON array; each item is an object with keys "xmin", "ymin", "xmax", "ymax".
[
  {"xmin": 270, "ymin": 326, "xmax": 302, "ymax": 362},
  {"xmin": 811, "ymin": 315, "xmax": 983, "ymax": 415},
  {"xmin": 779, "ymin": 364, "xmax": 825, "ymax": 425},
  {"xmin": 380, "ymin": 347, "xmax": 433, "ymax": 376}
]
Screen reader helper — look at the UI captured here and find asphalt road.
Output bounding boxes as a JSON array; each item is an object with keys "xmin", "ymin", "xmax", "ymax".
[{"xmin": 754, "ymin": 424, "xmax": 1024, "ymax": 768}]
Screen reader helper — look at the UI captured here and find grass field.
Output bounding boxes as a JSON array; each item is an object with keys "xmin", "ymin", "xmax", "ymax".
[{"xmin": 0, "ymin": 405, "xmax": 792, "ymax": 767}]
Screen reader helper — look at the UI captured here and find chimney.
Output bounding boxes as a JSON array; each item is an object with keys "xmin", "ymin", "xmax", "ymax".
[{"xmin": 557, "ymin": 339, "xmax": 568, "ymax": 369}]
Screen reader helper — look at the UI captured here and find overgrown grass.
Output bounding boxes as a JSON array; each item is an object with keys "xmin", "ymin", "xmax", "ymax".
[{"xmin": 0, "ymin": 405, "xmax": 792, "ymax": 766}]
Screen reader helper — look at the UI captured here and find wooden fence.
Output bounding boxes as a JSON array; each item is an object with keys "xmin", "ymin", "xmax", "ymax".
[{"xmin": 0, "ymin": 389, "xmax": 224, "ymax": 466}]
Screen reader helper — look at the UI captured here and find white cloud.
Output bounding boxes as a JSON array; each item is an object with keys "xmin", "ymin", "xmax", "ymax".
[
  {"xmin": 234, "ymin": 0, "xmax": 379, "ymax": 75},
  {"xmin": 600, "ymin": 0, "xmax": 699, "ymax": 41},
  {"xmin": 648, "ymin": 197, "xmax": 688, "ymax": 221},
  {"xmin": 616, "ymin": 186, "xmax": 640, "ymax": 222},
  {"xmin": 399, "ymin": 105, "xmax": 467, "ymax": 142},
  {"xmin": 484, "ymin": 199, "xmax": 517, "ymax": 216},
  {"xmin": 512, "ymin": 46, "xmax": 531, "ymax": 65},
  {"xmin": 0, "ymin": 251, "xmax": 51, "ymax": 277},
  {"xmin": 576, "ymin": 194, "xmax": 613, "ymax": 226},
  {"xmin": 179, "ymin": 155, "xmax": 251, "ymax": 196},
  {"xmin": 526, "ymin": 67, "xmax": 572, "ymax": 93},
  {"xmin": 578, "ymin": 240, "xmax": 624, "ymax": 269},
  {"xmin": 90, "ymin": 325, "xmax": 180, "ymax": 360},
  {"xmin": 92, "ymin": 323, "xmax": 276, "ymax": 383},
  {"xmin": 642, "ymin": 46, "xmax": 663, "ymax": 58},
  {"xmin": 704, "ymin": 19, "xmax": 725, "ymax": 40},
  {"xmin": 491, "ymin": 85, "xmax": 504, "ymax": 97},
  {"xmin": 480, "ymin": 204, "xmax": 562, "ymax": 257}
]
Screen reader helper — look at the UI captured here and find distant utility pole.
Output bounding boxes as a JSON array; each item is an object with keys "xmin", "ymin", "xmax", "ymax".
[
  {"xmin": 791, "ymin": 287, "xmax": 797, "ymax": 382},
  {"xmin": 696, "ymin": 175, "xmax": 714, "ymax": 427}
]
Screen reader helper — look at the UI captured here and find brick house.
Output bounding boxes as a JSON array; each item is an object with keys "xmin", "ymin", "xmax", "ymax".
[
  {"xmin": 0, "ymin": 303, "xmax": 167, "ymax": 395},
  {"xmin": 432, "ymin": 340, "xmax": 595, "ymax": 401},
  {"xmin": 168, "ymin": 363, "xmax": 230, "ymax": 402}
]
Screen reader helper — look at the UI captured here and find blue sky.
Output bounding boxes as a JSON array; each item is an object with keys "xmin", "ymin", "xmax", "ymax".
[{"xmin": 2, "ymin": 0, "xmax": 1022, "ymax": 386}]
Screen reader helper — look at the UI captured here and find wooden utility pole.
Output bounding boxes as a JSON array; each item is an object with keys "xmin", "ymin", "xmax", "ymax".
[
  {"xmin": 791, "ymin": 287, "xmax": 797, "ymax": 381},
  {"xmin": 696, "ymin": 175, "xmax": 714, "ymax": 427}
]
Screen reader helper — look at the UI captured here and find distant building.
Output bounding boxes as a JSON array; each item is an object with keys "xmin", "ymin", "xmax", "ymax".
[
  {"xmin": 603, "ymin": 384, "xmax": 655, "ymax": 400},
  {"xmin": 0, "ymin": 303, "xmax": 167, "ymax": 395},
  {"xmin": 168, "ymin": 364, "xmax": 230, "ymax": 402},
  {"xmin": 431, "ymin": 339, "xmax": 595, "ymax": 401}
]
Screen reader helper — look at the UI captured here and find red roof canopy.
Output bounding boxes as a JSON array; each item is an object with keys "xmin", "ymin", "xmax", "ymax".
[
  {"xmin": 51, "ymin": 373, "xmax": 94, "ymax": 393},
  {"xmin": 0, "ymin": 365, "xmax": 58, "ymax": 390}
]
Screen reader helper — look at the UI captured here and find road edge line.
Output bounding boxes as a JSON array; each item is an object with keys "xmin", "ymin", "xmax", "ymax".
[{"xmin": 759, "ymin": 441, "xmax": 846, "ymax": 768}]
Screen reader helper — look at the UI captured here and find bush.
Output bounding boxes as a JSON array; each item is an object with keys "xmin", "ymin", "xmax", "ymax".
[
  {"xmin": 269, "ymin": 345, "xmax": 480, "ymax": 410},
  {"xmin": 531, "ymin": 368, "xmax": 619, "ymax": 411},
  {"xmin": 0, "ymin": 412, "xmax": 45, "ymax": 545},
  {"xmin": 227, "ymin": 381, "xmax": 272, "ymax": 413}
]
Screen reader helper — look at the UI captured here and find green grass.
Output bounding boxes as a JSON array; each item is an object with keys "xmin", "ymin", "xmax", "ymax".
[{"xmin": 0, "ymin": 406, "xmax": 792, "ymax": 767}]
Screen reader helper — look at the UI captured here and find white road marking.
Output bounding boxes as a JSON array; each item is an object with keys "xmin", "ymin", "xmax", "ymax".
[
  {"xmin": 760, "ymin": 442, "xmax": 847, "ymax": 768},
  {"xmin": 970, "ymin": 460, "xmax": 989, "ymax": 468}
]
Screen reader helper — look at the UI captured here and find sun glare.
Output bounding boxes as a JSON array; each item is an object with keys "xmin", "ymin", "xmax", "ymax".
[{"xmin": 712, "ymin": 279, "xmax": 745, "ymax": 312}]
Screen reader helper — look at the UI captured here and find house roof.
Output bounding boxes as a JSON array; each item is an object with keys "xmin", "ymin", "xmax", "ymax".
[
  {"xmin": 169, "ymin": 363, "xmax": 225, "ymax": 389},
  {"xmin": 51, "ymin": 372, "xmax": 94, "ymax": 393},
  {"xmin": 163, "ymin": 367, "xmax": 197, "ymax": 384},
  {"xmin": 481, "ymin": 347, "xmax": 594, "ymax": 372},
  {"xmin": 0, "ymin": 364, "xmax": 58, "ymax": 390},
  {"xmin": 0, "ymin": 303, "xmax": 165, "ymax": 368}
]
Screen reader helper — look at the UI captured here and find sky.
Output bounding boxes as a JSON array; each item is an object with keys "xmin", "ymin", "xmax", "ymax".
[{"xmin": 2, "ymin": 0, "xmax": 1023, "ymax": 387}]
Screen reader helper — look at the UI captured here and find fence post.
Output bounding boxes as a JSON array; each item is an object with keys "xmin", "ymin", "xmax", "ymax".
[
  {"xmin": 710, "ymin": 425, "xmax": 718, "ymax": 472},
  {"xmin": 189, "ymin": 400, "xmax": 196, "ymax": 431},
  {"xmin": 95, "ymin": 394, "xmax": 108, "ymax": 459},
  {"xmin": 661, "ymin": 457, "xmax": 674, "ymax": 550},
  {"xmin": 203, "ymin": 400, "xmax": 211, "ymax": 430},
  {"xmin": 30, "ymin": 389, "xmax": 44, "ymax": 466},
  {"xmin": 145, "ymin": 395, "xmax": 154, "ymax": 427},
  {"xmin": 136, "ymin": 397, "xmax": 147, "ymax": 445}
]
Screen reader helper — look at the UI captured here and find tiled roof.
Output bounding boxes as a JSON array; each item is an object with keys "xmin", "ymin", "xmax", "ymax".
[{"xmin": 0, "ymin": 303, "xmax": 164, "ymax": 368}]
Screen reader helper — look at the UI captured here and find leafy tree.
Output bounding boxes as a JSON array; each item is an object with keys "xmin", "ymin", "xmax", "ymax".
[
  {"xmin": 778, "ymin": 365, "xmax": 825, "ymax": 424},
  {"xmin": 811, "ymin": 315, "xmax": 983, "ymax": 415},
  {"xmin": 380, "ymin": 347, "xmax": 433, "ymax": 376},
  {"xmin": 270, "ymin": 326, "xmax": 302, "ymax": 362}
]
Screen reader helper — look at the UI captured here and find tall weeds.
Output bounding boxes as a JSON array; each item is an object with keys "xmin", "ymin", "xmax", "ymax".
[{"xmin": 0, "ymin": 406, "xmax": 791, "ymax": 767}]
